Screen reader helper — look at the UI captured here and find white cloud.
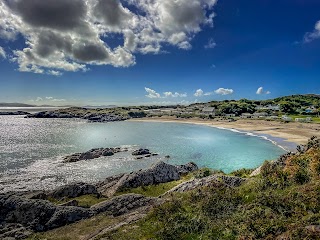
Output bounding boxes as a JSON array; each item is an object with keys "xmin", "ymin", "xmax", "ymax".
[
  {"xmin": 204, "ymin": 38, "xmax": 216, "ymax": 49},
  {"xmin": 145, "ymin": 87, "xmax": 161, "ymax": 99},
  {"xmin": 0, "ymin": 0, "xmax": 218, "ymax": 75},
  {"xmin": 51, "ymin": 98, "xmax": 66, "ymax": 102},
  {"xmin": 30, "ymin": 96, "xmax": 66, "ymax": 102},
  {"xmin": 0, "ymin": 46, "xmax": 6, "ymax": 59},
  {"xmin": 214, "ymin": 88, "xmax": 234, "ymax": 95},
  {"xmin": 164, "ymin": 92, "xmax": 187, "ymax": 98},
  {"xmin": 304, "ymin": 20, "xmax": 320, "ymax": 43},
  {"xmin": 145, "ymin": 87, "xmax": 187, "ymax": 98},
  {"xmin": 256, "ymin": 87, "xmax": 271, "ymax": 95},
  {"xmin": 194, "ymin": 89, "xmax": 204, "ymax": 97}
]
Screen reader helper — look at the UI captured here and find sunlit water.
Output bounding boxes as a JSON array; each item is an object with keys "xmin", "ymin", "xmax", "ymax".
[{"xmin": 0, "ymin": 115, "xmax": 288, "ymax": 192}]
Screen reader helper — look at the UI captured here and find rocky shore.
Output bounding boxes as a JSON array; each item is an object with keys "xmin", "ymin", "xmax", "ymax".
[
  {"xmin": 0, "ymin": 161, "xmax": 246, "ymax": 239},
  {"xmin": 63, "ymin": 147, "xmax": 158, "ymax": 163},
  {"xmin": 26, "ymin": 110, "xmax": 128, "ymax": 123},
  {"xmin": 24, "ymin": 107, "xmax": 148, "ymax": 123},
  {"xmin": 0, "ymin": 111, "xmax": 30, "ymax": 115}
]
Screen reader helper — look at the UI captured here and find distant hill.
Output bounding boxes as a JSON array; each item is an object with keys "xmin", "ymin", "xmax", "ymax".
[{"xmin": 0, "ymin": 103, "xmax": 36, "ymax": 107}]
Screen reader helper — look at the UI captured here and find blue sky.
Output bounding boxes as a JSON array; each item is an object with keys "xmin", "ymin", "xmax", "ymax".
[{"xmin": 0, "ymin": 0, "xmax": 320, "ymax": 106}]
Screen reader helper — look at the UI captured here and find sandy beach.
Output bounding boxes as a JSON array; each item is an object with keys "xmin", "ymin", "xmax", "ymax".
[{"xmin": 129, "ymin": 117, "xmax": 320, "ymax": 146}]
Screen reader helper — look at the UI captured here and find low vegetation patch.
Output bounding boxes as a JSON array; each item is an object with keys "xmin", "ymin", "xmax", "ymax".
[{"xmin": 48, "ymin": 194, "xmax": 108, "ymax": 208}]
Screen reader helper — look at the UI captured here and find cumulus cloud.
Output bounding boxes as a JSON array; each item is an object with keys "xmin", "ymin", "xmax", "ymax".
[
  {"xmin": 214, "ymin": 88, "xmax": 234, "ymax": 95},
  {"xmin": 204, "ymin": 38, "xmax": 216, "ymax": 49},
  {"xmin": 256, "ymin": 87, "xmax": 271, "ymax": 95},
  {"xmin": 30, "ymin": 96, "xmax": 66, "ymax": 102},
  {"xmin": 194, "ymin": 89, "xmax": 204, "ymax": 97},
  {"xmin": 145, "ymin": 87, "xmax": 187, "ymax": 99},
  {"xmin": 145, "ymin": 87, "xmax": 161, "ymax": 99},
  {"xmin": 0, "ymin": 46, "xmax": 6, "ymax": 59},
  {"xmin": 304, "ymin": 20, "xmax": 320, "ymax": 43},
  {"xmin": 0, "ymin": 0, "xmax": 218, "ymax": 75},
  {"xmin": 163, "ymin": 92, "xmax": 187, "ymax": 98}
]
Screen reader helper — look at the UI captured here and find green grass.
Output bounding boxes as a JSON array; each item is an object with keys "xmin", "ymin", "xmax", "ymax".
[
  {"xmin": 287, "ymin": 114, "xmax": 320, "ymax": 123},
  {"xmin": 48, "ymin": 194, "xmax": 108, "ymax": 208},
  {"xmin": 29, "ymin": 214, "xmax": 119, "ymax": 240},
  {"xmin": 115, "ymin": 173, "xmax": 196, "ymax": 197}
]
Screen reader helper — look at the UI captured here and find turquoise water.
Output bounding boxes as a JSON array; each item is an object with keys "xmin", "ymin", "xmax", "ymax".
[{"xmin": 0, "ymin": 116, "xmax": 287, "ymax": 192}]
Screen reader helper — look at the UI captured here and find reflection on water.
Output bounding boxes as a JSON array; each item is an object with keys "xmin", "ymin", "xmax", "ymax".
[{"xmin": 0, "ymin": 116, "xmax": 286, "ymax": 192}]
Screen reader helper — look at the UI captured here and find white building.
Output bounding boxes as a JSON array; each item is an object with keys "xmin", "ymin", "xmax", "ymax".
[
  {"xmin": 241, "ymin": 113, "xmax": 253, "ymax": 118},
  {"xmin": 282, "ymin": 115, "xmax": 293, "ymax": 122},
  {"xmin": 202, "ymin": 107, "xmax": 215, "ymax": 115}
]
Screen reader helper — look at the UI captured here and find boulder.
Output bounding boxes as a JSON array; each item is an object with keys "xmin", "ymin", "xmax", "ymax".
[
  {"xmin": 63, "ymin": 148, "xmax": 118, "ymax": 163},
  {"xmin": 45, "ymin": 206, "xmax": 94, "ymax": 230},
  {"xmin": 97, "ymin": 161, "xmax": 198, "ymax": 197},
  {"xmin": 0, "ymin": 223, "xmax": 32, "ymax": 240},
  {"xmin": 132, "ymin": 148, "xmax": 151, "ymax": 156},
  {"xmin": 0, "ymin": 194, "xmax": 94, "ymax": 232},
  {"xmin": 48, "ymin": 182, "xmax": 98, "ymax": 200}
]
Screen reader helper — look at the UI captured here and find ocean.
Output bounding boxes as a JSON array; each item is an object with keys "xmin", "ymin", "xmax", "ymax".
[{"xmin": 0, "ymin": 115, "xmax": 288, "ymax": 192}]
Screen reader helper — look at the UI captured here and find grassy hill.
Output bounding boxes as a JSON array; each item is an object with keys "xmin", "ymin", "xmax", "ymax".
[{"xmin": 31, "ymin": 137, "xmax": 320, "ymax": 240}]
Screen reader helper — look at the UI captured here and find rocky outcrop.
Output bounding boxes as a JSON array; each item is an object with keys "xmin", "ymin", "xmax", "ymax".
[
  {"xmin": 97, "ymin": 161, "xmax": 199, "ymax": 197},
  {"xmin": 83, "ymin": 113, "xmax": 128, "ymax": 123},
  {"xmin": 0, "ymin": 194, "xmax": 94, "ymax": 232},
  {"xmin": 0, "ymin": 193, "xmax": 162, "ymax": 235},
  {"xmin": 63, "ymin": 148, "xmax": 122, "ymax": 163},
  {"xmin": 0, "ymin": 223, "xmax": 32, "ymax": 239},
  {"xmin": 132, "ymin": 148, "xmax": 151, "ymax": 156},
  {"xmin": 91, "ymin": 194, "xmax": 163, "ymax": 216},
  {"xmin": 0, "ymin": 111, "xmax": 30, "ymax": 115},
  {"xmin": 26, "ymin": 110, "xmax": 128, "ymax": 123},
  {"xmin": 26, "ymin": 111, "xmax": 75, "ymax": 119},
  {"xmin": 162, "ymin": 175, "xmax": 246, "ymax": 196},
  {"xmin": 48, "ymin": 182, "xmax": 98, "ymax": 200}
]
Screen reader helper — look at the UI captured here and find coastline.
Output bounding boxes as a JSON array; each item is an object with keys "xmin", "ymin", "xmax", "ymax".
[{"xmin": 129, "ymin": 117, "xmax": 320, "ymax": 150}]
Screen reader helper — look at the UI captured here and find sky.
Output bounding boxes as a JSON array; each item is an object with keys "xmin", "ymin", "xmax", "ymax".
[{"xmin": 0, "ymin": 0, "xmax": 320, "ymax": 106}]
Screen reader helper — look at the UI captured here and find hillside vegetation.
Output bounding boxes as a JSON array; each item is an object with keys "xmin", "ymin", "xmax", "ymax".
[{"xmin": 30, "ymin": 137, "xmax": 320, "ymax": 240}]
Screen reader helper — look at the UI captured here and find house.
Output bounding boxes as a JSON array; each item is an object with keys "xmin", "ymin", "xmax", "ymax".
[
  {"xmin": 306, "ymin": 117, "xmax": 312, "ymax": 122},
  {"xmin": 129, "ymin": 108, "xmax": 141, "ymax": 112},
  {"xmin": 252, "ymin": 112, "xmax": 268, "ymax": 118},
  {"xmin": 160, "ymin": 108, "xmax": 175, "ymax": 114},
  {"xmin": 295, "ymin": 118, "xmax": 306, "ymax": 122},
  {"xmin": 267, "ymin": 116, "xmax": 279, "ymax": 120},
  {"xmin": 225, "ymin": 114, "xmax": 236, "ymax": 117},
  {"xmin": 282, "ymin": 115, "xmax": 293, "ymax": 122},
  {"xmin": 241, "ymin": 113, "xmax": 252, "ymax": 118},
  {"xmin": 255, "ymin": 105, "xmax": 280, "ymax": 111},
  {"xmin": 202, "ymin": 107, "xmax": 215, "ymax": 115}
]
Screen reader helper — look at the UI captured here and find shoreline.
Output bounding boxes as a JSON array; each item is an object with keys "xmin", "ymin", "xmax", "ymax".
[{"xmin": 129, "ymin": 117, "xmax": 320, "ymax": 151}]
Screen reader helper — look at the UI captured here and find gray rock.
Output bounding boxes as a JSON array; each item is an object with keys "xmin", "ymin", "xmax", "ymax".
[
  {"xmin": 132, "ymin": 148, "xmax": 151, "ymax": 156},
  {"xmin": 45, "ymin": 206, "xmax": 94, "ymax": 230},
  {"xmin": 0, "ymin": 223, "xmax": 32, "ymax": 240},
  {"xmin": 0, "ymin": 194, "xmax": 94, "ymax": 232},
  {"xmin": 48, "ymin": 182, "xmax": 98, "ymax": 200},
  {"xmin": 97, "ymin": 161, "xmax": 198, "ymax": 197},
  {"xmin": 91, "ymin": 194, "xmax": 162, "ymax": 216},
  {"xmin": 63, "ymin": 147, "xmax": 119, "ymax": 163},
  {"xmin": 176, "ymin": 162, "xmax": 198, "ymax": 175}
]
